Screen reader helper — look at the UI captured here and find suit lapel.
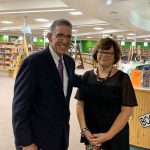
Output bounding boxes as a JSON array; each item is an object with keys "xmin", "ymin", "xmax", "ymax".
[
  {"xmin": 63, "ymin": 55, "xmax": 72, "ymax": 98},
  {"xmin": 45, "ymin": 47, "xmax": 63, "ymax": 90},
  {"xmin": 63, "ymin": 55, "xmax": 71, "ymax": 80},
  {"xmin": 45, "ymin": 47, "xmax": 72, "ymax": 99}
]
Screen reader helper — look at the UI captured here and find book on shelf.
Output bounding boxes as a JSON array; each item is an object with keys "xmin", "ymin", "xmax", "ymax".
[{"xmin": 142, "ymin": 70, "xmax": 150, "ymax": 87}]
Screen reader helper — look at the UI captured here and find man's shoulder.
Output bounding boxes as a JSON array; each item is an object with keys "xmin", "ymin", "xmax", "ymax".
[
  {"xmin": 64, "ymin": 54, "xmax": 74, "ymax": 62},
  {"xmin": 27, "ymin": 49, "xmax": 48, "ymax": 61}
]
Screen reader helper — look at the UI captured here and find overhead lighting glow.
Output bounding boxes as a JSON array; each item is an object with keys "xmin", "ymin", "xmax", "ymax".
[
  {"xmin": 93, "ymin": 27, "xmax": 103, "ymax": 30},
  {"xmin": 77, "ymin": 23, "xmax": 110, "ymax": 27},
  {"xmin": 102, "ymin": 34, "xmax": 109, "ymax": 38},
  {"xmin": 145, "ymin": 38, "xmax": 150, "ymax": 41},
  {"xmin": 35, "ymin": 18, "xmax": 49, "ymax": 22},
  {"xmin": 69, "ymin": 12, "xmax": 83, "ymax": 15},
  {"xmin": 1, "ymin": 21, "xmax": 14, "ymax": 24},
  {"xmin": 127, "ymin": 33, "xmax": 136, "ymax": 36},
  {"xmin": 116, "ymin": 35, "xmax": 123, "ymax": 38},
  {"xmin": 72, "ymin": 29, "xmax": 78, "ymax": 32},
  {"xmin": 0, "ymin": 9, "xmax": 75, "ymax": 15},
  {"xmin": 86, "ymin": 36, "xmax": 92, "ymax": 39},
  {"xmin": 107, "ymin": 0, "xmax": 112, "ymax": 5}
]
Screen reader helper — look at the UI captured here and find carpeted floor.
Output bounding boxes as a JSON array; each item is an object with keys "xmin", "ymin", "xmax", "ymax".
[{"xmin": 0, "ymin": 76, "xmax": 16, "ymax": 150}]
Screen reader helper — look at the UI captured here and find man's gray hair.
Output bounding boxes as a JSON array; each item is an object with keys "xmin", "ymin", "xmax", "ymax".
[{"xmin": 50, "ymin": 19, "xmax": 72, "ymax": 34}]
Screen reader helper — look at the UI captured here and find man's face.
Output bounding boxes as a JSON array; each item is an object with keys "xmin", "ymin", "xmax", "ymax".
[{"xmin": 49, "ymin": 25, "xmax": 72, "ymax": 57}]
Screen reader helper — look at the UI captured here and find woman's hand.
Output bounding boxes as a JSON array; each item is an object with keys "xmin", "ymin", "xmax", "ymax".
[
  {"xmin": 23, "ymin": 144, "xmax": 38, "ymax": 150},
  {"xmin": 84, "ymin": 130, "xmax": 94, "ymax": 142},
  {"xmin": 84, "ymin": 130, "xmax": 102, "ymax": 149},
  {"xmin": 91, "ymin": 132, "xmax": 111, "ymax": 145}
]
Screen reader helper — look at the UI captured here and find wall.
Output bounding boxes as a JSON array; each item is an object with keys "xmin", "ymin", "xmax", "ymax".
[{"xmin": 80, "ymin": 40, "xmax": 97, "ymax": 53}]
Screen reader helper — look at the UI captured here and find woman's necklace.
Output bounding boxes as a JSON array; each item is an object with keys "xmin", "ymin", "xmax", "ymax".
[{"xmin": 96, "ymin": 67, "xmax": 113, "ymax": 82}]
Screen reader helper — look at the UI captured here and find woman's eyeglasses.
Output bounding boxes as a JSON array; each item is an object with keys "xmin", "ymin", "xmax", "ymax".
[{"xmin": 98, "ymin": 50, "xmax": 114, "ymax": 57}]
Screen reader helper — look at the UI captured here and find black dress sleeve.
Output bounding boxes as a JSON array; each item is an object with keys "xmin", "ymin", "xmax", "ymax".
[
  {"xmin": 74, "ymin": 71, "xmax": 89, "ymax": 101},
  {"xmin": 120, "ymin": 72, "xmax": 138, "ymax": 106}
]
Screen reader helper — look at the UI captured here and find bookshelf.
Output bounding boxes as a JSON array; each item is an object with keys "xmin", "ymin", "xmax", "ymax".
[
  {"xmin": 121, "ymin": 46, "xmax": 150, "ymax": 62},
  {"xmin": 82, "ymin": 53, "xmax": 93, "ymax": 65},
  {"xmin": 0, "ymin": 42, "xmax": 21, "ymax": 71},
  {"xmin": 81, "ymin": 53, "xmax": 97, "ymax": 67},
  {"xmin": 8, "ymin": 37, "xmax": 29, "ymax": 77}
]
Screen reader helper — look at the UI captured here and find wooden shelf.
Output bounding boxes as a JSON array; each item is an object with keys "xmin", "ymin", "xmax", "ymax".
[
  {"xmin": 8, "ymin": 37, "xmax": 29, "ymax": 77},
  {"xmin": 81, "ymin": 53, "xmax": 97, "ymax": 67},
  {"xmin": 0, "ymin": 42, "xmax": 20, "ymax": 71},
  {"xmin": 121, "ymin": 47, "xmax": 150, "ymax": 62},
  {"xmin": 0, "ymin": 39, "xmax": 28, "ymax": 77},
  {"xmin": 129, "ymin": 88, "xmax": 150, "ymax": 149}
]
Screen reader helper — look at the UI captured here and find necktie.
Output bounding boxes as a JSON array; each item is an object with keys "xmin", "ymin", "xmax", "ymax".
[{"xmin": 58, "ymin": 58, "xmax": 64, "ymax": 84}]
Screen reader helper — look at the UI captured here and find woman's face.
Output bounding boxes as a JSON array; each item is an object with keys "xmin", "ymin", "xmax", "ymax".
[{"xmin": 97, "ymin": 46, "xmax": 115, "ymax": 67}]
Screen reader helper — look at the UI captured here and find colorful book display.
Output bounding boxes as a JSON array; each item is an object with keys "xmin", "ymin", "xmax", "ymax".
[
  {"xmin": 130, "ymin": 69, "xmax": 142, "ymax": 87},
  {"xmin": 143, "ymin": 70, "xmax": 150, "ymax": 87},
  {"xmin": 130, "ymin": 69, "xmax": 150, "ymax": 88}
]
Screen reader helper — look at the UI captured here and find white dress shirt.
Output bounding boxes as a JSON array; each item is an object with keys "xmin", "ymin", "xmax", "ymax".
[{"xmin": 49, "ymin": 45, "xmax": 69, "ymax": 97}]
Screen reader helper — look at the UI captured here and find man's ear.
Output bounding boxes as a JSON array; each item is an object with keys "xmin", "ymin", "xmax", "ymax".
[{"xmin": 47, "ymin": 33, "xmax": 52, "ymax": 42}]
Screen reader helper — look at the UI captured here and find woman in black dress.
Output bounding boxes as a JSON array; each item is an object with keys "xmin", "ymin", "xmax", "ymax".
[{"xmin": 75, "ymin": 37, "xmax": 138, "ymax": 150}]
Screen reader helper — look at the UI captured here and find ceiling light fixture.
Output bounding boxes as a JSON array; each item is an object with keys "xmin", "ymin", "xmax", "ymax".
[
  {"xmin": 69, "ymin": 12, "xmax": 83, "ymax": 15},
  {"xmin": 127, "ymin": 33, "xmax": 136, "ymax": 36},
  {"xmin": 106, "ymin": 0, "xmax": 112, "ymax": 5},
  {"xmin": 77, "ymin": 23, "xmax": 110, "ymax": 27},
  {"xmin": 102, "ymin": 34, "xmax": 109, "ymax": 38},
  {"xmin": 93, "ymin": 27, "xmax": 103, "ymax": 30},
  {"xmin": 145, "ymin": 38, "xmax": 150, "ymax": 41},
  {"xmin": 35, "ymin": 18, "xmax": 49, "ymax": 22},
  {"xmin": 1, "ymin": 21, "xmax": 14, "ymax": 24},
  {"xmin": 0, "ymin": 9, "xmax": 75, "ymax": 15},
  {"xmin": 116, "ymin": 35, "xmax": 123, "ymax": 38},
  {"xmin": 86, "ymin": 36, "xmax": 92, "ymax": 39},
  {"xmin": 72, "ymin": 29, "xmax": 78, "ymax": 32}
]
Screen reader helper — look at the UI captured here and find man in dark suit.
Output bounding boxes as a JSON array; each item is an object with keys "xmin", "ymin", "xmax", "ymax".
[{"xmin": 12, "ymin": 19, "xmax": 81, "ymax": 150}]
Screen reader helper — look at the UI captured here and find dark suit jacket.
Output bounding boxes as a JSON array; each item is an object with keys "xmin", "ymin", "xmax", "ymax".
[{"xmin": 12, "ymin": 46, "xmax": 81, "ymax": 150}]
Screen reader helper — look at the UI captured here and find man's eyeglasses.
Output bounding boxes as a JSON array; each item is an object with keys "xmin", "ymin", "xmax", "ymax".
[
  {"xmin": 98, "ymin": 50, "xmax": 114, "ymax": 57},
  {"xmin": 54, "ymin": 33, "xmax": 73, "ymax": 40}
]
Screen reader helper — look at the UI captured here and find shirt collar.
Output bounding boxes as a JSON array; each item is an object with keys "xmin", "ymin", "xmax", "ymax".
[{"xmin": 49, "ymin": 45, "xmax": 63, "ymax": 62}]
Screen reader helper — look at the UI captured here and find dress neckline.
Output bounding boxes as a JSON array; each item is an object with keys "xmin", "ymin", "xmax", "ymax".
[
  {"xmin": 93, "ymin": 68, "xmax": 121, "ymax": 82},
  {"xmin": 96, "ymin": 67, "xmax": 113, "ymax": 82}
]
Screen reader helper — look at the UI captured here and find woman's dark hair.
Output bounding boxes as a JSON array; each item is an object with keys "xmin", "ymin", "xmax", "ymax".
[{"xmin": 93, "ymin": 37, "xmax": 121, "ymax": 64}]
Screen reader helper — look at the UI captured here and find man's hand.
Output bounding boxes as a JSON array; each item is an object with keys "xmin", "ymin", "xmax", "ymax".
[{"xmin": 23, "ymin": 144, "xmax": 38, "ymax": 150}]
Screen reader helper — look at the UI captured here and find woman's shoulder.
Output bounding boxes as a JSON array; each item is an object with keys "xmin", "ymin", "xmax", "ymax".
[
  {"xmin": 81, "ymin": 69, "xmax": 94, "ymax": 82},
  {"xmin": 117, "ymin": 70, "xmax": 130, "ymax": 79},
  {"xmin": 116, "ymin": 70, "xmax": 131, "ymax": 85}
]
